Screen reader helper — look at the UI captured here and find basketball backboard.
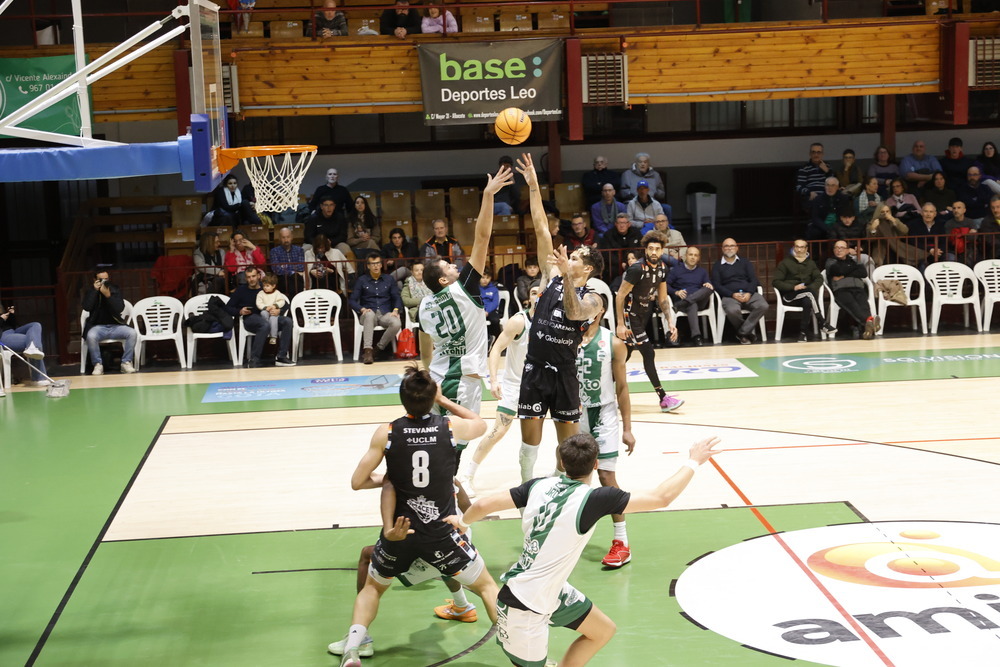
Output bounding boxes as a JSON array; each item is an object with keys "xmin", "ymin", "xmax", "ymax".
[{"xmin": 189, "ymin": 0, "xmax": 227, "ymax": 192}]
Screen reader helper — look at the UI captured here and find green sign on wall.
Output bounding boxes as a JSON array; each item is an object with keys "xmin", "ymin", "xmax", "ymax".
[{"xmin": 0, "ymin": 55, "xmax": 86, "ymax": 138}]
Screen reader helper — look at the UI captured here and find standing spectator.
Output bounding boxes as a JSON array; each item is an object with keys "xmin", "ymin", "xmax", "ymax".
[
  {"xmin": 269, "ymin": 226, "xmax": 306, "ymax": 297},
  {"xmin": 306, "ymin": 197, "xmax": 350, "ymax": 255},
  {"xmin": 772, "ymin": 239, "xmax": 835, "ymax": 341},
  {"xmin": 193, "ymin": 231, "xmax": 226, "ymax": 295},
  {"xmin": 314, "ymin": 0, "xmax": 347, "ymax": 36},
  {"xmin": 712, "ymin": 238, "xmax": 768, "ymax": 345},
  {"xmin": 856, "ymin": 176, "xmax": 883, "ymax": 224},
  {"xmin": 514, "ymin": 257, "xmax": 541, "ymax": 308},
  {"xmin": 921, "ymin": 171, "xmax": 956, "ymax": 215},
  {"xmin": 305, "ymin": 233, "xmax": 352, "ymax": 296},
  {"xmin": 225, "ymin": 266, "xmax": 294, "ymax": 367},
  {"xmin": 899, "ymin": 140, "xmax": 942, "ymax": 194},
  {"xmin": 256, "ymin": 273, "xmax": 289, "ymax": 346},
  {"xmin": 479, "ymin": 267, "xmax": 502, "ymax": 343},
  {"xmin": 939, "ymin": 137, "xmax": 975, "ymax": 191},
  {"xmin": 598, "ymin": 213, "xmax": 643, "ymax": 282},
  {"xmin": 619, "ymin": 152, "xmax": 666, "ymax": 203},
  {"xmin": 380, "ymin": 0, "xmax": 421, "ymax": 38},
  {"xmin": 350, "ymin": 252, "xmax": 403, "ymax": 364},
  {"xmin": 492, "ymin": 156, "xmax": 523, "ymax": 215},
  {"xmin": 825, "ymin": 241, "xmax": 879, "ymax": 339},
  {"xmin": 563, "ymin": 214, "xmax": 597, "ymax": 252},
  {"xmin": 807, "ymin": 176, "xmax": 851, "ymax": 240},
  {"xmin": 421, "ymin": 4, "xmax": 457, "ymax": 32},
  {"xmin": 224, "ymin": 230, "xmax": 267, "ymax": 285},
  {"xmin": 590, "ymin": 183, "xmax": 626, "ymax": 236},
  {"xmin": 867, "ymin": 145, "xmax": 900, "ymax": 198},
  {"xmin": 345, "ymin": 195, "xmax": 381, "ymax": 256},
  {"xmin": 796, "ymin": 142, "xmax": 832, "ymax": 205},
  {"xmin": 626, "ymin": 181, "xmax": 664, "ymax": 229},
  {"xmin": 0, "ymin": 300, "xmax": 49, "ymax": 387},
  {"xmin": 836, "ymin": 148, "xmax": 865, "ymax": 196},
  {"xmin": 211, "ymin": 174, "xmax": 260, "ymax": 227},
  {"xmin": 382, "ymin": 226, "xmax": 419, "ymax": 282},
  {"xmin": 308, "ymin": 167, "xmax": 352, "ymax": 212},
  {"xmin": 581, "ymin": 155, "xmax": 620, "ymax": 207},
  {"xmin": 82, "ymin": 268, "xmax": 137, "ymax": 375},
  {"xmin": 422, "ymin": 219, "xmax": 464, "ymax": 266},
  {"xmin": 666, "ymin": 246, "xmax": 714, "ymax": 346},
  {"xmin": 957, "ymin": 165, "xmax": 992, "ymax": 225}
]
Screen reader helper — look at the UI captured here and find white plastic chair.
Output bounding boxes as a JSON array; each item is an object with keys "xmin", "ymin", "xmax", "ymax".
[
  {"xmin": 925, "ymin": 261, "xmax": 982, "ymax": 334},
  {"xmin": 773, "ymin": 291, "xmax": 823, "ymax": 341},
  {"xmin": 1, "ymin": 346, "xmax": 12, "ymax": 391},
  {"xmin": 585, "ymin": 277, "xmax": 615, "ymax": 331},
  {"xmin": 352, "ymin": 310, "xmax": 398, "ymax": 361},
  {"xmin": 497, "ymin": 289, "xmax": 511, "ymax": 327},
  {"xmin": 132, "ymin": 296, "xmax": 186, "ymax": 369},
  {"xmin": 716, "ymin": 286, "xmax": 767, "ymax": 342},
  {"xmin": 974, "ymin": 259, "xmax": 1000, "ymax": 330},
  {"xmin": 79, "ymin": 299, "xmax": 134, "ymax": 373},
  {"xmin": 871, "ymin": 264, "xmax": 928, "ymax": 336},
  {"xmin": 290, "ymin": 289, "xmax": 344, "ymax": 362},
  {"xmin": 820, "ymin": 271, "xmax": 876, "ymax": 332},
  {"xmin": 663, "ymin": 290, "xmax": 721, "ymax": 344},
  {"xmin": 183, "ymin": 294, "xmax": 238, "ymax": 368}
]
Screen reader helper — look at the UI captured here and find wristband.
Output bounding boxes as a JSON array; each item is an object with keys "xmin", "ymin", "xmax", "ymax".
[
  {"xmin": 682, "ymin": 459, "xmax": 699, "ymax": 473},
  {"xmin": 457, "ymin": 516, "xmax": 470, "ymax": 532}
]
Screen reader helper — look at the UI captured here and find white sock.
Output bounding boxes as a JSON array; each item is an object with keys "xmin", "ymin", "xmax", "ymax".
[
  {"xmin": 451, "ymin": 586, "xmax": 470, "ymax": 608},
  {"xmin": 467, "ymin": 461, "xmax": 480, "ymax": 478},
  {"xmin": 613, "ymin": 521, "xmax": 628, "ymax": 546},
  {"xmin": 345, "ymin": 624, "xmax": 368, "ymax": 651},
  {"xmin": 519, "ymin": 442, "xmax": 539, "ymax": 482}
]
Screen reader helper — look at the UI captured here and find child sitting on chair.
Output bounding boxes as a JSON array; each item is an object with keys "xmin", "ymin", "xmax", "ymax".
[{"xmin": 256, "ymin": 273, "xmax": 288, "ymax": 345}]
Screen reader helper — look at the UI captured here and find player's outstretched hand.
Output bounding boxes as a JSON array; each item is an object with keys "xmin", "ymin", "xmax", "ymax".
[
  {"xmin": 485, "ymin": 164, "xmax": 514, "ymax": 196},
  {"xmin": 384, "ymin": 516, "xmax": 414, "ymax": 541},
  {"xmin": 688, "ymin": 436, "xmax": 723, "ymax": 466},
  {"xmin": 515, "ymin": 153, "xmax": 538, "ymax": 188},
  {"xmin": 548, "ymin": 245, "xmax": 570, "ymax": 276}
]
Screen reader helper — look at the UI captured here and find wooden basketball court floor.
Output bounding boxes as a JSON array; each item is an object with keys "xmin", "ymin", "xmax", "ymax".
[{"xmin": 2, "ymin": 330, "xmax": 1000, "ymax": 667}]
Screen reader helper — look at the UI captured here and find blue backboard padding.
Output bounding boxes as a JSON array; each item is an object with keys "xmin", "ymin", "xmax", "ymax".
[{"xmin": 0, "ymin": 141, "xmax": 184, "ymax": 182}]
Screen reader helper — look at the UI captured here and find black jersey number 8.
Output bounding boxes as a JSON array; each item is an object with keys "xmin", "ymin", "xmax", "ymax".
[{"xmin": 412, "ymin": 450, "xmax": 430, "ymax": 488}]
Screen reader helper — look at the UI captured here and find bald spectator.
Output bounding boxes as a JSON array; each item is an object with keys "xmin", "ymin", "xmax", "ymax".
[
  {"xmin": 619, "ymin": 152, "xmax": 666, "ymax": 203},
  {"xmin": 590, "ymin": 183, "xmax": 626, "ymax": 236},
  {"xmin": 314, "ymin": 0, "xmax": 347, "ymax": 36},
  {"xmin": 581, "ymin": 155, "xmax": 620, "ymax": 207},
  {"xmin": 642, "ymin": 213, "xmax": 686, "ymax": 259},
  {"xmin": 957, "ymin": 165, "xmax": 992, "ymax": 225},
  {"xmin": 807, "ymin": 176, "xmax": 851, "ymax": 240},
  {"xmin": 269, "ymin": 227, "xmax": 306, "ymax": 297},
  {"xmin": 712, "ymin": 238, "xmax": 767, "ymax": 345},
  {"xmin": 308, "ymin": 167, "xmax": 352, "ymax": 212},
  {"xmin": 899, "ymin": 140, "xmax": 942, "ymax": 194}
]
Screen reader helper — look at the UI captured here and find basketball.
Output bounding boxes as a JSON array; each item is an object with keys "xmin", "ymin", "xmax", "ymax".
[{"xmin": 494, "ymin": 107, "xmax": 532, "ymax": 145}]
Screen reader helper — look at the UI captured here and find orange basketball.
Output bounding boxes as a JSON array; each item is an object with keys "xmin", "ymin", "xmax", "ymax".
[{"xmin": 494, "ymin": 107, "xmax": 532, "ymax": 145}]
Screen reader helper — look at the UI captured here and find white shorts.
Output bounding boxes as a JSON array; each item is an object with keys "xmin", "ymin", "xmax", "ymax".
[
  {"xmin": 496, "ymin": 583, "xmax": 593, "ymax": 667},
  {"xmin": 579, "ymin": 402, "xmax": 620, "ymax": 472},
  {"xmin": 497, "ymin": 376, "xmax": 521, "ymax": 416},
  {"xmin": 432, "ymin": 374, "xmax": 483, "ymax": 448}
]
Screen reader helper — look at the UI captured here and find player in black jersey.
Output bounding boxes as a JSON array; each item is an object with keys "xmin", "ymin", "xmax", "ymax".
[
  {"xmin": 614, "ymin": 230, "xmax": 685, "ymax": 413},
  {"xmin": 515, "ymin": 153, "xmax": 604, "ymax": 481},
  {"xmin": 334, "ymin": 367, "xmax": 499, "ymax": 667}
]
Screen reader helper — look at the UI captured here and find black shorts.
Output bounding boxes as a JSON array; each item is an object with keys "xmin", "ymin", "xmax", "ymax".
[
  {"xmin": 517, "ymin": 359, "xmax": 581, "ymax": 422},
  {"xmin": 624, "ymin": 308, "xmax": 653, "ymax": 345},
  {"xmin": 370, "ymin": 529, "xmax": 478, "ymax": 580}
]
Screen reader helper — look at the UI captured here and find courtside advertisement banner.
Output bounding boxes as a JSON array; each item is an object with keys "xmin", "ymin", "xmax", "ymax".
[
  {"xmin": 417, "ymin": 40, "xmax": 563, "ymax": 125},
  {"xmin": 0, "ymin": 55, "xmax": 86, "ymax": 137}
]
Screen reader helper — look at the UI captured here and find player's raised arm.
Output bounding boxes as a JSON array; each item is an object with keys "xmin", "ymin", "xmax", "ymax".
[
  {"xmin": 611, "ymin": 336, "xmax": 634, "ymax": 455},
  {"xmin": 623, "ymin": 436, "xmax": 722, "ymax": 512},
  {"xmin": 517, "ymin": 153, "xmax": 554, "ymax": 281},
  {"xmin": 351, "ymin": 423, "xmax": 390, "ymax": 490},
  {"xmin": 469, "ymin": 164, "xmax": 514, "ymax": 274},
  {"xmin": 488, "ymin": 314, "xmax": 526, "ymax": 399},
  {"xmin": 550, "ymin": 245, "xmax": 602, "ymax": 322}
]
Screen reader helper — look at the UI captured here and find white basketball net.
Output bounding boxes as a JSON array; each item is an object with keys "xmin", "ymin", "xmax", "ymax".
[{"xmin": 241, "ymin": 149, "xmax": 317, "ymax": 213}]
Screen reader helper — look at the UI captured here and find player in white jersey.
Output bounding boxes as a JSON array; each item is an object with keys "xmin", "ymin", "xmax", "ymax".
[
  {"xmin": 458, "ymin": 284, "xmax": 541, "ymax": 496},
  {"xmin": 420, "ymin": 164, "xmax": 513, "ymax": 456},
  {"xmin": 448, "ymin": 433, "xmax": 722, "ymax": 667},
  {"xmin": 576, "ymin": 294, "xmax": 636, "ymax": 569}
]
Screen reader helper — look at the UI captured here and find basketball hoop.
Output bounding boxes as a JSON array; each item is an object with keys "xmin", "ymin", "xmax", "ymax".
[{"xmin": 217, "ymin": 144, "xmax": 317, "ymax": 212}]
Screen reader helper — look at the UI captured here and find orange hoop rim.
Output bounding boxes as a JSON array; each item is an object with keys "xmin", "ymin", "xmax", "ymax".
[{"xmin": 216, "ymin": 144, "xmax": 317, "ymax": 173}]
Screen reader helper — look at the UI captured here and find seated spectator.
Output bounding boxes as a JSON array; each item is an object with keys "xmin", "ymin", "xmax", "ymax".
[
  {"xmin": 82, "ymin": 268, "xmax": 137, "ymax": 375},
  {"xmin": 856, "ymin": 176, "xmax": 883, "ymax": 224},
  {"xmin": 382, "ymin": 226, "xmax": 419, "ymax": 282},
  {"xmin": 193, "ymin": 231, "xmax": 226, "ymax": 295},
  {"xmin": 711, "ymin": 238, "xmax": 767, "ymax": 344},
  {"xmin": 581, "ymin": 155, "xmax": 620, "ymax": 207},
  {"xmin": 887, "ymin": 178, "xmax": 921, "ymax": 224},
  {"xmin": 666, "ymin": 246, "xmax": 713, "ymax": 346},
  {"xmin": 977, "ymin": 196, "xmax": 1000, "ymax": 259},
  {"xmin": 515, "ymin": 257, "xmax": 541, "ymax": 308},
  {"xmin": 492, "ymin": 156, "xmax": 523, "ymax": 215},
  {"xmin": 0, "ymin": 300, "xmax": 49, "ymax": 387},
  {"xmin": 381, "ymin": 0, "xmax": 421, "ymax": 38},
  {"xmin": 345, "ymin": 196, "xmax": 381, "ymax": 256},
  {"xmin": 796, "ymin": 142, "xmax": 832, "ymax": 206},
  {"xmin": 867, "ymin": 203, "xmax": 922, "ymax": 268},
  {"xmin": 305, "ymin": 233, "xmax": 352, "ymax": 296},
  {"xmin": 907, "ymin": 202, "xmax": 949, "ymax": 267},
  {"xmin": 899, "ymin": 140, "xmax": 942, "ymax": 195},
  {"xmin": 957, "ymin": 165, "xmax": 992, "ymax": 225},
  {"xmin": 256, "ymin": 273, "xmax": 289, "ymax": 346},
  {"xmin": 308, "ymin": 168, "xmax": 352, "ymax": 212},
  {"xmin": 831, "ymin": 207, "xmax": 873, "ymax": 275},
  {"xmin": 590, "ymin": 183, "xmax": 626, "ymax": 236},
  {"xmin": 772, "ymin": 239, "xmax": 835, "ymax": 341},
  {"xmin": 422, "ymin": 219, "xmax": 464, "ymax": 267},
  {"xmin": 944, "ymin": 201, "xmax": 979, "ymax": 265},
  {"xmin": 350, "ymin": 252, "xmax": 403, "ymax": 364},
  {"xmin": 642, "ymin": 213, "xmax": 686, "ymax": 258},
  {"xmin": 976, "ymin": 141, "xmax": 1000, "ymax": 193},
  {"xmin": 619, "ymin": 152, "xmax": 666, "ymax": 203},
  {"xmin": 626, "ymin": 181, "xmax": 664, "ymax": 229},
  {"xmin": 598, "ymin": 213, "xmax": 643, "ymax": 282},
  {"xmin": 867, "ymin": 145, "xmax": 899, "ymax": 199},
  {"xmin": 807, "ymin": 176, "xmax": 851, "ymax": 240},
  {"xmin": 825, "ymin": 241, "xmax": 879, "ymax": 339},
  {"xmin": 269, "ymin": 226, "xmax": 307, "ymax": 297},
  {"xmin": 306, "ymin": 197, "xmax": 350, "ymax": 256},
  {"xmin": 479, "ymin": 267, "xmax": 502, "ymax": 343},
  {"xmin": 210, "ymin": 174, "xmax": 260, "ymax": 227},
  {"xmin": 547, "ymin": 213, "xmax": 565, "ymax": 250},
  {"xmin": 224, "ymin": 230, "xmax": 267, "ymax": 285},
  {"xmin": 421, "ymin": 4, "xmax": 457, "ymax": 32},
  {"xmin": 401, "ymin": 260, "xmax": 432, "ymax": 322},
  {"xmin": 836, "ymin": 148, "xmax": 864, "ymax": 197},
  {"xmin": 314, "ymin": 0, "xmax": 347, "ymax": 37},
  {"xmin": 225, "ymin": 266, "xmax": 294, "ymax": 367},
  {"xmin": 939, "ymin": 137, "xmax": 975, "ymax": 191},
  {"xmin": 564, "ymin": 214, "xmax": 597, "ymax": 252},
  {"xmin": 920, "ymin": 171, "xmax": 956, "ymax": 215}
]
